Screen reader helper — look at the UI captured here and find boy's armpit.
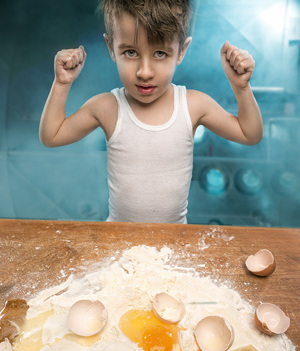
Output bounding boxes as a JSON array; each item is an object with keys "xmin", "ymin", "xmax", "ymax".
[{"xmin": 186, "ymin": 89, "xmax": 213, "ymax": 129}]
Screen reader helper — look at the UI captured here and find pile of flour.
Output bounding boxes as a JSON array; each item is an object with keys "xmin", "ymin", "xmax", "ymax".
[{"xmin": 23, "ymin": 245, "xmax": 295, "ymax": 351}]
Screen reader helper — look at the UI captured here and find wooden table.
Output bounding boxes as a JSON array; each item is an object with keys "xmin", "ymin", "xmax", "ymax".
[{"xmin": 0, "ymin": 219, "xmax": 299, "ymax": 347}]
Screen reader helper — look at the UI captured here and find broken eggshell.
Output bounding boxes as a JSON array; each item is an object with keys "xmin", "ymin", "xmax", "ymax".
[
  {"xmin": 194, "ymin": 315, "xmax": 234, "ymax": 351},
  {"xmin": 152, "ymin": 292, "xmax": 185, "ymax": 324},
  {"xmin": 254, "ymin": 302, "xmax": 290, "ymax": 335},
  {"xmin": 0, "ymin": 339, "xmax": 12, "ymax": 351},
  {"xmin": 245, "ymin": 249, "xmax": 276, "ymax": 276},
  {"xmin": 67, "ymin": 300, "xmax": 108, "ymax": 337}
]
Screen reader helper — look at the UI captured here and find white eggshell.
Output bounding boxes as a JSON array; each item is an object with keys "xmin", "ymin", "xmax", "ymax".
[
  {"xmin": 152, "ymin": 292, "xmax": 185, "ymax": 324},
  {"xmin": 0, "ymin": 339, "xmax": 12, "ymax": 351},
  {"xmin": 194, "ymin": 316, "xmax": 234, "ymax": 351},
  {"xmin": 67, "ymin": 300, "xmax": 108, "ymax": 336},
  {"xmin": 254, "ymin": 302, "xmax": 290, "ymax": 335},
  {"xmin": 245, "ymin": 249, "xmax": 276, "ymax": 276}
]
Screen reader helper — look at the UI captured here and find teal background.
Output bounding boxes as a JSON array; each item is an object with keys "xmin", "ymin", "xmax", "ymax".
[{"xmin": 1, "ymin": 0, "xmax": 300, "ymax": 226}]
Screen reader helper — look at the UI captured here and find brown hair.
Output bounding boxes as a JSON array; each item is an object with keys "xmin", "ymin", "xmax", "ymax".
[{"xmin": 98, "ymin": 0, "xmax": 192, "ymax": 49}]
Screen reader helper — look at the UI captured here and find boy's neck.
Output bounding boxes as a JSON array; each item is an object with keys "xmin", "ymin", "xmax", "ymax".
[{"xmin": 124, "ymin": 84, "xmax": 174, "ymax": 126}]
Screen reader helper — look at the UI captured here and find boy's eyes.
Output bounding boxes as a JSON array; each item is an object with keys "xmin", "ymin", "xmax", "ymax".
[
  {"xmin": 124, "ymin": 50, "xmax": 137, "ymax": 58},
  {"xmin": 154, "ymin": 51, "xmax": 167, "ymax": 59},
  {"xmin": 123, "ymin": 50, "xmax": 167, "ymax": 59}
]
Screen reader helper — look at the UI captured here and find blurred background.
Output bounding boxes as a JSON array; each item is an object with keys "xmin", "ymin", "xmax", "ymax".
[{"xmin": 1, "ymin": 0, "xmax": 300, "ymax": 227}]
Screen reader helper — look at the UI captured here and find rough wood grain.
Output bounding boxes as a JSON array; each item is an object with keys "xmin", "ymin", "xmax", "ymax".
[{"xmin": 0, "ymin": 219, "xmax": 299, "ymax": 347}]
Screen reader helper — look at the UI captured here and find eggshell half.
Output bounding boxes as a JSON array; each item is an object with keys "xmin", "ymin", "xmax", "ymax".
[
  {"xmin": 194, "ymin": 316, "xmax": 234, "ymax": 351},
  {"xmin": 254, "ymin": 303, "xmax": 290, "ymax": 335},
  {"xmin": 245, "ymin": 249, "xmax": 276, "ymax": 276},
  {"xmin": 67, "ymin": 300, "xmax": 108, "ymax": 337},
  {"xmin": 0, "ymin": 339, "xmax": 12, "ymax": 351},
  {"xmin": 152, "ymin": 292, "xmax": 185, "ymax": 324}
]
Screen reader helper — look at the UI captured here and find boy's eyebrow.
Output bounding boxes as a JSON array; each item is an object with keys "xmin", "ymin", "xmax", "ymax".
[
  {"xmin": 118, "ymin": 43, "xmax": 175, "ymax": 53},
  {"xmin": 117, "ymin": 43, "xmax": 136, "ymax": 50},
  {"xmin": 162, "ymin": 46, "xmax": 175, "ymax": 54}
]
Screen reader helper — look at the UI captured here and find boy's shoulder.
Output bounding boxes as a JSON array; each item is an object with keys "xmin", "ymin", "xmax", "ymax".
[
  {"xmin": 186, "ymin": 88, "xmax": 217, "ymax": 107},
  {"xmin": 87, "ymin": 91, "xmax": 117, "ymax": 108},
  {"xmin": 186, "ymin": 88, "xmax": 208, "ymax": 99},
  {"xmin": 84, "ymin": 92, "xmax": 118, "ymax": 137},
  {"xmin": 186, "ymin": 89, "xmax": 217, "ymax": 127},
  {"xmin": 186, "ymin": 88, "xmax": 213, "ymax": 109},
  {"xmin": 85, "ymin": 91, "xmax": 118, "ymax": 117}
]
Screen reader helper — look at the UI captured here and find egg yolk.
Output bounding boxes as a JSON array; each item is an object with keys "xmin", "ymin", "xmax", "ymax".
[{"xmin": 119, "ymin": 309, "xmax": 182, "ymax": 351}]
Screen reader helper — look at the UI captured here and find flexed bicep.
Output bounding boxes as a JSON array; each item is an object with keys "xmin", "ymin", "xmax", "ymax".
[{"xmin": 188, "ymin": 90, "xmax": 250, "ymax": 145}]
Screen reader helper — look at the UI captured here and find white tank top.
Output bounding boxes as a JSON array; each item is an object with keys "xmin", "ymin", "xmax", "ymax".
[{"xmin": 106, "ymin": 84, "xmax": 194, "ymax": 224}]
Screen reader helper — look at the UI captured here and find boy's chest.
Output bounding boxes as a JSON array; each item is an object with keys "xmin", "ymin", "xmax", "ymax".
[
  {"xmin": 133, "ymin": 107, "xmax": 173, "ymax": 126},
  {"xmin": 128, "ymin": 94, "xmax": 174, "ymax": 126},
  {"xmin": 111, "ymin": 123, "xmax": 193, "ymax": 174}
]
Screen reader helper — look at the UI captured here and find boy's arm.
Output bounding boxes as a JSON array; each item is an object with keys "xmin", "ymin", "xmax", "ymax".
[
  {"xmin": 190, "ymin": 42, "xmax": 263, "ymax": 146},
  {"xmin": 39, "ymin": 46, "xmax": 100, "ymax": 147}
]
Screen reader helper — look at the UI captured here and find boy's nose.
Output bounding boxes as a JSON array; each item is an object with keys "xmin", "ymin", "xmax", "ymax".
[{"xmin": 137, "ymin": 58, "xmax": 154, "ymax": 80}]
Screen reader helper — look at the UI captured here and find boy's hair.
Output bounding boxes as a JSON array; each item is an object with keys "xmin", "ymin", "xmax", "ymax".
[{"xmin": 98, "ymin": 0, "xmax": 192, "ymax": 49}]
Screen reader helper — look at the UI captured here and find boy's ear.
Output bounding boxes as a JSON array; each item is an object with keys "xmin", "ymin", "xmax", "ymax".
[
  {"xmin": 177, "ymin": 36, "xmax": 192, "ymax": 65},
  {"xmin": 103, "ymin": 33, "xmax": 116, "ymax": 62}
]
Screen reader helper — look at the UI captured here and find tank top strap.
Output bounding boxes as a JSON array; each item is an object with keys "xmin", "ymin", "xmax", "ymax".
[
  {"xmin": 175, "ymin": 85, "xmax": 194, "ymax": 142},
  {"xmin": 107, "ymin": 88, "xmax": 126, "ymax": 145}
]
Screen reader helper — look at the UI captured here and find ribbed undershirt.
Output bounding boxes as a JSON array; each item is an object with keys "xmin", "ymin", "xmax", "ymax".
[{"xmin": 106, "ymin": 84, "xmax": 194, "ymax": 224}]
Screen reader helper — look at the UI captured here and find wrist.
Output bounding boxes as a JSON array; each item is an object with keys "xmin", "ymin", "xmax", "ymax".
[
  {"xmin": 50, "ymin": 79, "xmax": 72, "ymax": 101},
  {"xmin": 231, "ymin": 83, "xmax": 252, "ymax": 97},
  {"xmin": 53, "ymin": 78, "xmax": 73, "ymax": 89}
]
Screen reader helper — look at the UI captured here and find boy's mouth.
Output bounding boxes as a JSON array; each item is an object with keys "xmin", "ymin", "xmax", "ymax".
[{"xmin": 136, "ymin": 85, "xmax": 156, "ymax": 95}]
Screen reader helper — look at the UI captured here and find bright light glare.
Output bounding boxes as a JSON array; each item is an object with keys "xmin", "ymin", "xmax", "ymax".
[
  {"xmin": 194, "ymin": 125, "xmax": 205, "ymax": 143},
  {"xmin": 260, "ymin": 2, "xmax": 286, "ymax": 35}
]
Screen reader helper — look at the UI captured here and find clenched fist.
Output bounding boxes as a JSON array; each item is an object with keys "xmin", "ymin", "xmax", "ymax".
[
  {"xmin": 220, "ymin": 41, "xmax": 255, "ymax": 90},
  {"xmin": 54, "ymin": 45, "xmax": 87, "ymax": 85}
]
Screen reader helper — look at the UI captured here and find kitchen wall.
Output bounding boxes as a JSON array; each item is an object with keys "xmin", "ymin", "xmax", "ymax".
[{"xmin": 1, "ymin": 0, "xmax": 299, "ymax": 226}]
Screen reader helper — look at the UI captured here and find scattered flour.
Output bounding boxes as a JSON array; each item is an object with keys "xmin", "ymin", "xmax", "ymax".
[{"xmin": 17, "ymin": 245, "xmax": 295, "ymax": 351}]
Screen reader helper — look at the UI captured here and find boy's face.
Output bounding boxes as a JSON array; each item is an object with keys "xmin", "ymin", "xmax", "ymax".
[{"xmin": 105, "ymin": 12, "xmax": 190, "ymax": 105}]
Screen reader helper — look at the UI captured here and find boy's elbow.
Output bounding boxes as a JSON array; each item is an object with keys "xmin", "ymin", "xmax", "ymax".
[
  {"xmin": 39, "ymin": 133, "xmax": 56, "ymax": 148},
  {"xmin": 40, "ymin": 141, "xmax": 54, "ymax": 148},
  {"xmin": 40, "ymin": 140, "xmax": 53, "ymax": 148},
  {"xmin": 245, "ymin": 131, "xmax": 264, "ymax": 146}
]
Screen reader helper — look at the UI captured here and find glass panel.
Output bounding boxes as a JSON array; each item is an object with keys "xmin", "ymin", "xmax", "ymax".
[{"xmin": 1, "ymin": 0, "xmax": 299, "ymax": 226}]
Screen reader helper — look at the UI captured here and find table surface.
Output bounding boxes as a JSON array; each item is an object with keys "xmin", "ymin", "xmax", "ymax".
[{"xmin": 0, "ymin": 219, "xmax": 299, "ymax": 347}]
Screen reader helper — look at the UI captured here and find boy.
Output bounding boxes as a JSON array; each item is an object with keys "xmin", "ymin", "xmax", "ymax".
[{"xmin": 39, "ymin": 0, "xmax": 263, "ymax": 224}]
